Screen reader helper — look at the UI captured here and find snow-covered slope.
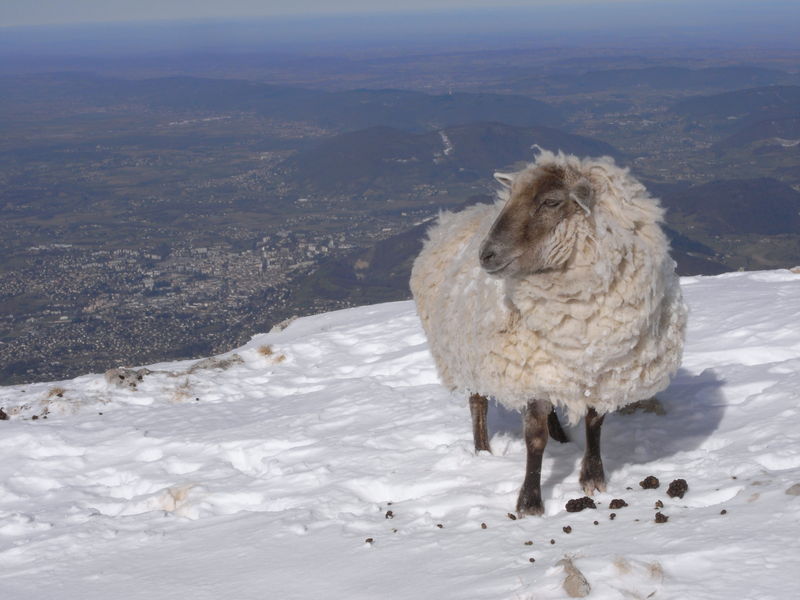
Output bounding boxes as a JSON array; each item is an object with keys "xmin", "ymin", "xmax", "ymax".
[{"xmin": 1, "ymin": 270, "xmax": 799, "ymax": 600}]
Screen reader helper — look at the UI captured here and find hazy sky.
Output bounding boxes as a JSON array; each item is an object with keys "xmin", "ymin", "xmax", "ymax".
[
  {"xmin": 7, "ymin": 1, "xmax": 572, "ymax": 27},
  {"xmin": 2, "ymin": 0, "xmax": 797, "ymax": 55},
  {"xmin": 0, "ymin": 0, "xmax": 768, "ymax": 27}
]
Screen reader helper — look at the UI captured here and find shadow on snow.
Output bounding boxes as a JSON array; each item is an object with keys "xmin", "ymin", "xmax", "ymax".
[{"xmin": 480, "ymin": 367, "xmax": 726, "ymax": 491}]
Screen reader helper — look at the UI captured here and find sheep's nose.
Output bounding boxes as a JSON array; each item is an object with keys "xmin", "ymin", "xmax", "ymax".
[{"xmin": 479, "ymin": 243, "xmax": 498, "ymax": 269}]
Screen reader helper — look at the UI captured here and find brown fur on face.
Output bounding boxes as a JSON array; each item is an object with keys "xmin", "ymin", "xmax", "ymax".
[{"xmin": 479, "ymin": 165, "xmax": 590, "ymax": 277}]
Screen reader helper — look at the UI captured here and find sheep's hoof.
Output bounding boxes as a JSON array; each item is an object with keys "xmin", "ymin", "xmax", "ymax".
[
  {"xmin": 581, "ymin": 475, "xmax": 606, "ymax": 496},
  {"xmin": 474, "ymin": 441, "xmax": 492, "ymax": 454},
  {"xmin": 516, "ymin": 493, "xmax": 545, "ymax": 517},
  {"xmin": 580, "ymin": 459, "xmax": 606, "ymax": 495}
]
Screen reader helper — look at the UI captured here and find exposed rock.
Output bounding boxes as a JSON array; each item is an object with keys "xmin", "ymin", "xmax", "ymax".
[
  {"xmin": 270, "ymin": 316, "xmax": 298, "ymax": 333},
  {"xmin": 187, "ymin": 354, "xmax": 243, "ymax": 373},
  {"xmin": 785, "ymin": 483, "xmax": 800, "ymax": 496},
  {"xmin": 105, "ymin": 367, "xmax": 151, "ymax": 389},
  {"xmin": 558, "ymin": 556, "xmax": 591, "ymax": 598}
]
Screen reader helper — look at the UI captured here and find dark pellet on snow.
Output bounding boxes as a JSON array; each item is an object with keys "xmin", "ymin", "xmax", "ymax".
[
  {"xmin": 655, "ymin": 512, "xmax": 669, "ymax": 523},
  {"xmin": 481, "ymin": 523, "xmax": 487, "ymax": 529},
  {"xmin": 524, "ymin": 540, "xmax": 533, "ymax": 546},
  {"xmin": 655, "ymin": 500, "xmax": 664, "ymax": 509},
  {"xmin": 640, "ymin": 476, "xmax": 660, "ymax": 489},
  {"xmin": 593, "ymin": 521, "xmax": 599, "ymax": 526},
  {"xmin": 667, "ymin": 478, "xmax": 689, "ymax": 499},
  {"xmin": 609, "ymin": 499, "xmax": 628, "ymax": 509},
  {"xmin": 720, "ymin": 509, "xmax": 728, "ymax": 515},
  {"xmin": 562, "ymin": 526, "xmax": 572, "ymax": 534},
  {"xmin": 609, "ymin": 513, "xmax": 617, "ymax": 520},
  {"xmin": 365, "ymin": 538, "xmax": 374, "ymax": 544},
  {"xmin": 550, "ymin": 539, "xmax": 556, "ymax": 545},
  {"xmin": 507, "ymin": 513, "xmax": 517, "ymax": 520},
  {"xmin": 565, "ymin": 497, "xmax": 596, "ymax": 512},
  {"xmin": 436, "ymin": 524, "xmax": 444, "ymax": 529},
  {"xmin": 385, "ymin": 510, "xmax": 394, "ymax": 519},
  {"xmin": 529, "ymin": 558, "xmax": 536, "ymax": 563}
]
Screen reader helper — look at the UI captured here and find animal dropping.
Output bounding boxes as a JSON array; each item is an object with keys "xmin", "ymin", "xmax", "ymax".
[
  {"xmin": 640, "ymin": 476, "xmax": 660, "ymax": 490},
  {"xmin": 565, "ymin": 497, "xmax": 596, "ymax": 512},
  {"xmin": 667, "ymin": 478, "xmax": 689, "ymax": 498},
  {"xmin": 411, "ymin": 151, "xmax": 687, "ymax": 516}
]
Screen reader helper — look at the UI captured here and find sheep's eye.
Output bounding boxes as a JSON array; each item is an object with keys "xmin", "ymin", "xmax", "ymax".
[{"xmin": 542, "ymin": 196, "xmax": 562, "ymax": 208}]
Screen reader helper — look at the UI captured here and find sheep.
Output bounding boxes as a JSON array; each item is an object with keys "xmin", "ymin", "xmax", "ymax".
[{"xmin": 410, "ymin": 150, "xmax": 687, "ymax": 516}]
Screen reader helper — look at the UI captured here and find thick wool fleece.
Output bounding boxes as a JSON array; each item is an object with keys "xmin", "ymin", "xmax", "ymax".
[{"xmin": 410, "ymin": 152, "xmax": 687, "ymax": 424}]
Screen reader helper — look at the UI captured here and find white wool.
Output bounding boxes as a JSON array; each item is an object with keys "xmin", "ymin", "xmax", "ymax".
[{"xmin": 410, "ymin": 152, "xmax": 688, "ymax": 424}]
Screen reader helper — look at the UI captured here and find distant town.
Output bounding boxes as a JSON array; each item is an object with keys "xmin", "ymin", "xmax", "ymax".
[{"xmin": 0, "ymin": 204, "xmax": 435, "ymax": 383}]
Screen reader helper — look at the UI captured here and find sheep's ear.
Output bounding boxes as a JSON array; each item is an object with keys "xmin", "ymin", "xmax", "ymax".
[
  {"xmin": 493, "ymin": 172, "xmax": 514, "ymax": 188},
  {"xmin": 570, "ymin": 178, "xmax": 595, "ymax": 215}
]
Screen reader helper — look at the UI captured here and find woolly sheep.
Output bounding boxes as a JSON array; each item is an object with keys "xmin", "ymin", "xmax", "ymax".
[{"xmin": 410, "ymin": 150, "xmax": 687, "ymax": 515}]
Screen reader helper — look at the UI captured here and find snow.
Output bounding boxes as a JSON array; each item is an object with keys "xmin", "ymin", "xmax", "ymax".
[{"xmin": 1, "ymin": 270, "xmax": 799, "ymax": 599}]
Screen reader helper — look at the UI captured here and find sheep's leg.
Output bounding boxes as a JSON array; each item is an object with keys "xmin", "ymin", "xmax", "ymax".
[
  {"xmin": 548, "ymin": 408, "xmax": 569, "ymax": 443},
  {"xmin": 579, "ymin": 408, "xmax": 607, "ymax": 495},
  {"xmin": 469, "ymin": 393, "xmax": 491, "ymax": 453},
  {"xmin": 516, "ymin": 399, "xmax": 550, "ymax": 516}
]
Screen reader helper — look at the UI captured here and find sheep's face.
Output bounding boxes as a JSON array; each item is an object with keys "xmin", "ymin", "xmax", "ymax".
[{"xmin": 479, "ymin": 164, "xmax": 594, "ymax": 278}]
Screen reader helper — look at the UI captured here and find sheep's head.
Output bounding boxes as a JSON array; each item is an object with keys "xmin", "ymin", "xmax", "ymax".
[{"xmin": 479, "ymin": 163, "xmax": 594, "ymax": 278}]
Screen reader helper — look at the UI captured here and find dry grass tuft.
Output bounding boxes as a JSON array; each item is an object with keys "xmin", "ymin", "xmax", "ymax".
[
  {"xmin": 171, "ymin": 379, "xmax": 192, "ymax": 403},
  {"xmin": 259, "ymin": 345, "xmax": 286, "ymax": 364},
  {"xmin": 648, "ymin": 561, "xmax": 664, "ymax": 582},
  {"xmin": 614, "ymin": 556, "xmax": 632, "ymax": 575}
]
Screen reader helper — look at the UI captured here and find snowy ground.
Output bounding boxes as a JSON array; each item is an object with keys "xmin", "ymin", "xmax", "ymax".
[{"xmin": 1, "ymin": 270, "xmax": 799, "ymax": 599}]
